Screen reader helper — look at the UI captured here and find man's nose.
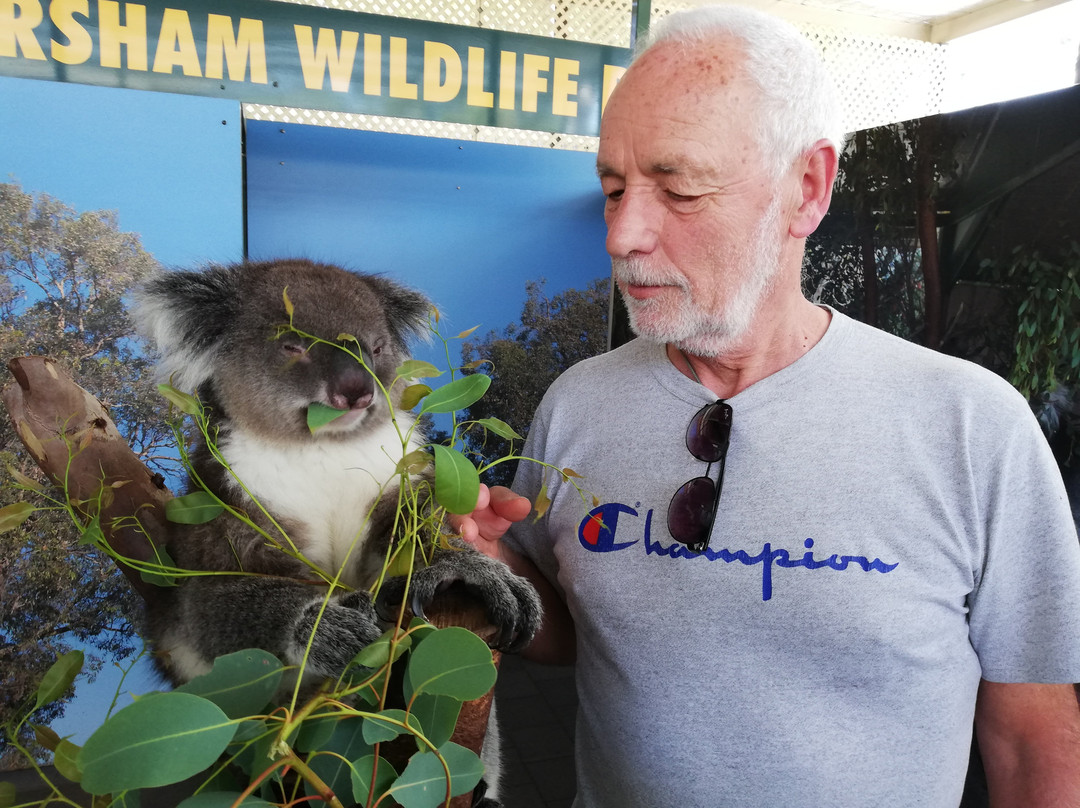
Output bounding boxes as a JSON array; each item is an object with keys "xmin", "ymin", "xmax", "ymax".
[{"xmin": 605, "ymin": 191, "xmax": 661, "ymax": 258}]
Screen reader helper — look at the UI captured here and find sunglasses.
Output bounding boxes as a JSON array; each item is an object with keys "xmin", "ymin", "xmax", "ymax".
[{"xmin": 666, "ymin": 400, "xmax": 732, "ymax": 553}]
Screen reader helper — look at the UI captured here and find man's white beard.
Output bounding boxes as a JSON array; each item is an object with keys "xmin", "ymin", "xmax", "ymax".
[{"xmin": 613, "ymin": 197, "xmax": 783, "ymax": 357}]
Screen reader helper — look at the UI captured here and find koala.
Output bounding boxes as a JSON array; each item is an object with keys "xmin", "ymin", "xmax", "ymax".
[{"xmin": 132, "ymin": 258, "xmax": 540, "ymax": 805}]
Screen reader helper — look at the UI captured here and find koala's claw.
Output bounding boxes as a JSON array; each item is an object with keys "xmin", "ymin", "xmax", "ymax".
[{"xmin": 374, "ymin": 547, "xmax": 541, "ymax": 654}]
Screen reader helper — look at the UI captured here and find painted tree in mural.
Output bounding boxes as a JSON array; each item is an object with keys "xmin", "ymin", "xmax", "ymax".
[
  {"xmin": 460, "ymin": 278, "xmax": 610, "ymax": 487},
  {"xmin": 0, "ymin": 181, "xmax": 170, "ymax": 765}
]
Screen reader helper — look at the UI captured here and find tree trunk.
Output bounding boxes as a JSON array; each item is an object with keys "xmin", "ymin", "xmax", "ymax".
[{"xmin": 855, "ymin": 131, "xmax": 879, "ymax": 327}]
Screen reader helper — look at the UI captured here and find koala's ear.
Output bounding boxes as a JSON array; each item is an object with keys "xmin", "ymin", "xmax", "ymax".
[
  {"xmin": 132, "ymin": 265, "xmax": 242, "ymax": 392},
  {"xmin": 368, "ymin": 276, "xmax": 432, "ymax": 351}
]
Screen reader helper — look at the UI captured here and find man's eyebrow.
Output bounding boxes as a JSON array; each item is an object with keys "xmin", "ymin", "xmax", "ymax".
[{"xmin": 595, "ymin": 162, "xmax": 618, "ymax": 179}]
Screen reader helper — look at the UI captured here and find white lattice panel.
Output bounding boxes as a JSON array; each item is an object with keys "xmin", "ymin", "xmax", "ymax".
[
  {"xmin": 270, "ymin": 0, "xmax": 632, "ymax": 45},
  {"xmin": 653, "ymin": 0, "xmax": 948, "ymax": 133},
  {"xmin": 244, "ymin": 104, "xmax": 600, "ymax": 150}
]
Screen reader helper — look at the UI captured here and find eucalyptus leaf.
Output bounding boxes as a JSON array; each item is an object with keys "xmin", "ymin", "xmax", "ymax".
[
  {"xmin": 157, "ymin": 383, "xmax": 201, "ymax": 415},
  {"xmin": 432, "ymin": 445, "xmax": 480, "ymax": 515},
  {"xmin": 0, "ymin": 501, "xmax": 34, "ymax": 533},
  {"xmin": 350, "ymin": 755, "xmax": 399, "ymax": 805},
  {"xmin": 35, "ymin": 650, "xmax": 84, "ymax": 710},
  {"xmin": 165, "ymin": 492, "xmax": 225, "ymax": 525},
  {"xmin": 175, "ymin": 649, "xmax": 282, "ymax": 720},
  {"xmin": 361, "ymin": 708, "xmax": 421, "ymax": 744},
  {"xmin": 78, "ymin": 692, "xmax": 238, "ymax": 794},
  {"xmin": 396, "ymin": 359, "xmax": 443, "ymax": 380},
  {"xmin": 473, "ymin": 417, "xmax": 523, "ymax": 441},
  {"xmin": 419, "ymin": 375, "xmax": 491, "ymax": 415},
  {"xmin": 140, "ymin": 546, "xmax": 178, "ymax": 588},
  {"xmin": 352, "ymin": 631, "xmax": 412, "ymax": 670},
  {"xmin": 389, "ymin": 742, "xmax": 484, "ymax": 807},
  {"xmin": 306, "ymin": 402, "xmax": 348, "ymax": 432},
  {"xmin": 303, "ymin": 717, "xmax": 372, "ymax": 802},
  {"xmin": 400, "ymin": 383, "xmax": 432, "ymax": 410},
  {"xmin": 54, "ymin": 739, "xmax": 82, "ymax": 783},
  {"xmin": 410, "ymin": 693, "xmax": 463, "ymax": 749},
  {"xmin": 79, "ymin": 516, "xmax": 104, "ymax": 548},
  {"xmin": 404, "ymin": 627, "xmax": 495, "ymax": 702}
]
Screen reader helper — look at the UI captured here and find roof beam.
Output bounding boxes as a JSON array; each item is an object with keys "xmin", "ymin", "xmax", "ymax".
[
  {"xmin": 694, "ymin": 0, "xmax": 933, "ymax": 41},
  {"xmin": 930, "ymin": 0, "xmax": 1072, "ymax": 42}
]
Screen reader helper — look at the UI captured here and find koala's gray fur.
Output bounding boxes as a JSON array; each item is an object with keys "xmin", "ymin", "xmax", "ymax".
[{"xmin": 133, "ymin": 259, "xmax": 540, "ymax": 804}]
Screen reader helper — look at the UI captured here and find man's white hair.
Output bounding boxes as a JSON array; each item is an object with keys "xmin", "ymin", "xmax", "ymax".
[{"xmin": 635, "ymin": 4, "xmax": 847, "ymax": 179}]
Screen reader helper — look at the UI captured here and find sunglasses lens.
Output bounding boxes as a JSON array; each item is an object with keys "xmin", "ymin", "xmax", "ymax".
[
  {"xmin": 667, "ymin": 476, "xmax": 716, "ymax": 549},
  {"xmin": 686, "ymin": 402, "xmax": 732, "ymax": 462}
]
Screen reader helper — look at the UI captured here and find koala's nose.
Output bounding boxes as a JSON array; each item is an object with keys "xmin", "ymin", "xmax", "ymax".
[{"xmin": 327, "ymin": 350, "xmax": 375, "ymax": 410}]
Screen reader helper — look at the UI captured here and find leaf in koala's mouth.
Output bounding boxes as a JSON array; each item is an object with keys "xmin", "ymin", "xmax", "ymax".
[{"xmin": 307, "ymin": 402, "xmax": 350, "ymax": 432}]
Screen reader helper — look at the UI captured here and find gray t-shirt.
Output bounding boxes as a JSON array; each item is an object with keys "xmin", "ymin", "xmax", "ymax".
[{"xmin": 507, "ymin": 310, "xmax": 1080, "ymax": 807}]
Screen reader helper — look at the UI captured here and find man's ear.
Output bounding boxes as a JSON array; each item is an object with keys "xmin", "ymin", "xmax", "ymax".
[{"xmin": 789, "ymin": 139, "xmax": 839, "ymax": 239}]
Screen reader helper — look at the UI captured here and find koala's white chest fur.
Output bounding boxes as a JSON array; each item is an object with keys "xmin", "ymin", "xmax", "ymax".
[{"xmin": 220, "ymin": 416, "xmax": 420, "ymax": 587}]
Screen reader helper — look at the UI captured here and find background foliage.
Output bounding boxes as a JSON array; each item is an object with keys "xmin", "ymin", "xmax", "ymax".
[{"xmin": 0, "ymin": 181, "xmax": 173, "ymax": 766}]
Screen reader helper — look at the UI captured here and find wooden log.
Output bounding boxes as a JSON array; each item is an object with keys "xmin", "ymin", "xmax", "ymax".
[{"xmin": 3, "ymin": 355, "xmax": 497, "ymax": 806}]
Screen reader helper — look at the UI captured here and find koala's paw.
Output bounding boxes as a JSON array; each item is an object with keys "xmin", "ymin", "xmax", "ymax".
[
  {"xmin": 293, "ymin": 591, "xmax": 384, "ymax": 678},
  {"xmin": 376, "ymin": 546, "xmax": 542, "ymax": 654}
]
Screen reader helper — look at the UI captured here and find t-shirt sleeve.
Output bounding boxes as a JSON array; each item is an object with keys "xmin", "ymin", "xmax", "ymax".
[{"xmin": 967, "ymin": 411, "xmax": 1080, "ymax": 683}]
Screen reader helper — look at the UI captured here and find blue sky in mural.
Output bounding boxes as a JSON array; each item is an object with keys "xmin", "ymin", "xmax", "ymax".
[{"xmin": 245, "ymin": 120, "xmax": 611, "ymax": 366}]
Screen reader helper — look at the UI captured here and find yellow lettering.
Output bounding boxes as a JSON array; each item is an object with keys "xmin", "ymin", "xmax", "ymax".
[
  {"xmin": 388, "ymin": 36, "xmax": 417, "ymax": 100},
  {"xmin": 520, "ymin": 53, "xmax": 549, "ymax": 114},
  {"xmin": 465, "ymin": 46, "xmax": 493, "ymax": 108},
  {"xmin": 363, "ymin": 32, "xmax": 380, "ymax": 96},
  {"xmin": 205, "ymin": 14, "xmax": 266, "ymax": 83},
  {"xmin": 99, "ymin": 1, "xmax": 147, "ymax": 71},
  {"xmin": 0, "ymin": 0, "xmax": 46, "ymax": 60},
  {"xmin": 50, "ymin": 0, "xmax": 92, "ymax": 65},
  {"xmin": 294, "ymin": 25, "xmax": 358, "ymax": 92},
  {"xmin": 152, "ymin": 8, "xmax": 200, "ymax": 76},
  {"xmin": 551, "ymin": 57, "xmax": 579, "ymax": 117},
  {"xmin": 601, "ymin": 64, "xmax": 626, "ymax": 114},
  {"xmin": 423, "ymin": 40, "xmax": 460, "ymax": 103},
  {"xmin": 498, "ymin": 50, "xmax": 516, "ymax": 111}
]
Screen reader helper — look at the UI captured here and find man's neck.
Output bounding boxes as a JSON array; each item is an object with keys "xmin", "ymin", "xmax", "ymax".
[{"xmin": 667, "ymin": 297, "xmax": 831, "ymax": 399}]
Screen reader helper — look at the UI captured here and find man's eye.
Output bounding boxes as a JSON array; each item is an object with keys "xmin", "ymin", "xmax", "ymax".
[
  {"xmin": 667, "ymin": 191, "xmax": 699, "ymax": 203},
  {"xmin": 605, "ymin": 189, "xmax": 624, "ymax": 201}
]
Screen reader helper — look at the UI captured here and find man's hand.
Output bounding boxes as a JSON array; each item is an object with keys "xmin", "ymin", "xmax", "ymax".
[{"xmin": 450, "ymin": 484, "xmax": 532, "ymax": 563}]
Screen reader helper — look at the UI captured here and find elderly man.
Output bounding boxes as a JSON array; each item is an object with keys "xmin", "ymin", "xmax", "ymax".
[{"xmin": 459, "ymin": 5, "xmax": 1080, "ymax": 806}]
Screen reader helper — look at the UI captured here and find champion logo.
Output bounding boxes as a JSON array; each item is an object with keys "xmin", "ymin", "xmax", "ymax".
[{"xmin": 577, "ymin": 503, "xmax": 898, "ymax": 601}]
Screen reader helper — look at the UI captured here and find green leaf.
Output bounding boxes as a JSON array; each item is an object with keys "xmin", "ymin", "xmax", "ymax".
[
  {"xmin": 432, "ymin": 445, "xmax": 480, "ymax": 515},
  {"xmin": 140, "ymin": 546, "xmax": 178, "ymax": 587},
  {"xmin": 400, "ymin": 383, "xmax": 432, "ymax": 410},
  {"xmin": 35, "ymin": 650, "xmax": 84, "ymax": 710},
  {"xmin": 178, "ymin": 793, "xmax": 277, "ymax": 807},
  {"xmin": 157, "ymin": 383, "xmax": 201, "ymax": 415},
  {"xmin": 0, "ymin": 501, "xmax": 34, "ymax": 533},
  {"xmin": 362, "ymin": 709, "xmax": 421, "ymax": 744},
  {"xmin": 473, "ymin": 417, "xmax": 523, "ymax": 441},
  {"xmin": 410, "ymin": 693, "xmax": 463, "ymax": 749},
  {"xmin": 419, "ymin": 375, "xmax": 491, "ymax": 415},
  {"xmin": 54, "ymin": 739, "xmax": 82, "ymax": 783},
  {"xmin": 78, "ymin": 692, "xmax": 238, "ymax": 794},
  {"xmin": 396, "ymin": 359, "xmax": 443, "ymax": 380},
  {"xmin": 352, "ymin": 630, "xmax": 412, "ymax": 670},
  {"xmin": 293, "ymin": 713, "xmax": 339, "ymax": 753},
  {"xmin": 175, "ymin": 649, "xmax": 283, "ymax": 720},
  {"xmin": 396, "ymin": 448, "xmax": 432, "ymax": 475},
  {"xmin": 389, "ymin": 742, "xmax": 484, "ymax": 807},
  {"xmin": 404, "ymin": 627, "xmax": 495, "ymax": 702},
  {"xmin": 166, "ymin": 492, "xmax": 225, "ymax": 525},
  {"xmin": 0, "ymin": 782, "xmax": 14, "ymax": 808},
  {"xmin": 307, "ymin": 402, "xmax": 349, "ymax": 432},
  {"xmin": 351, "ymin": 755, "xmax": 399, "ymax": 805},
  {"xmin": 79, "ymin": 516, "xmax": 104, "ymax": 548},
  {"xmin": 304, "ymin": 717, "xmax": 372, "ymax": 801}
]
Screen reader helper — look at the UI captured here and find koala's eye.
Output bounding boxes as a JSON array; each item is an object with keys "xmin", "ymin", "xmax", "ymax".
[{"xmin": 371, "ymin": 338, "xmax": 386, "ymax": 357}]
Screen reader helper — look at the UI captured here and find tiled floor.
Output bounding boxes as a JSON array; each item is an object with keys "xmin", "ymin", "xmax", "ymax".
[{"xmin": 494, "ymin": 655, "xmax": 578, "ymax": 808}]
